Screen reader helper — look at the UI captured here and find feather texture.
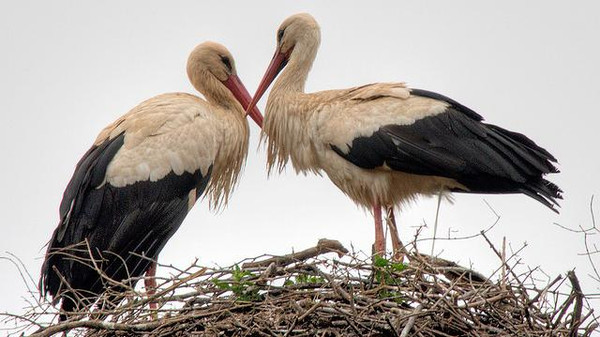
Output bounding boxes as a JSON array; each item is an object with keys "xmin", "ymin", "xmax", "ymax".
[
  {"xmin": 40, "ymin": 42, "xmax": 255, "ymax": 317},
  {"xmin": 258, "ymin": 14, "xmax": 561, "ymax": 212},
  {"xmin": 332, "ymin": 88, "xmax": 561, "ymax": 210}
]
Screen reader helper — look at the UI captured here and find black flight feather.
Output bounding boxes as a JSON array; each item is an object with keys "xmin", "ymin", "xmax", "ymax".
[
  {"xmin": 40, "ymin": 134, "xmax": 212, "ymax": 319},
  {"xmin": 331, "ymin": 88, "xmax": 562, "ymax": 211}
]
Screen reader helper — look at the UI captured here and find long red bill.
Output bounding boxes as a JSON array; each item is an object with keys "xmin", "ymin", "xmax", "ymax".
[
  {"xmin": 246, "ymin": 48, "xmax": 288, "ymax": 120},
  {"xmin": 223, "ymin": 74, "xmax": 264, "ymax": 127}
]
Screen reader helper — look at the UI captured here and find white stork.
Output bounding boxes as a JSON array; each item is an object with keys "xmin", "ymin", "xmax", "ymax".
[
  {"xmin": 40, "ymin": 41, "xmax": 263, "ymax": 319},
  {"xmin": 247, "ymin": 13, "xmax": 561, "ymax": 256}
]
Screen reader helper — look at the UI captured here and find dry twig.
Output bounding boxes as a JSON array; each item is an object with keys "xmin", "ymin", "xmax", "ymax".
[{"xmin": 2, "ymin": 238, "xmax": 599, "ymax": 337}]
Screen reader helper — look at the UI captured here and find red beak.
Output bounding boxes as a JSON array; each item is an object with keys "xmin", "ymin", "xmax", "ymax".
[
  {"xmin": 222, "ymin": 74, "xmax": 264, "ymax": 127},
  {"xmin": 246, "ymin": 47, "xmax": 289, "ymax": 121}
]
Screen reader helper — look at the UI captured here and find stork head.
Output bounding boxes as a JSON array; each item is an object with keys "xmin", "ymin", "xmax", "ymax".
[
  {"xmin": 187, "ymin": 41, "xmax": 263, "ymax": 127},
  {"xmin": 247, "ymin": 13, "xmax": 321, "ymax": 114},
  {"xmin": 276, "ymin": 13, "xmax": 320, "ymax": 59}
]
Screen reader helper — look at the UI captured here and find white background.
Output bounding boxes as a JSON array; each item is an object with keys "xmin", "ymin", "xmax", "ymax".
[{"xmin": 1, "ymin": 0, "xmax": 599, "ymax": 332}]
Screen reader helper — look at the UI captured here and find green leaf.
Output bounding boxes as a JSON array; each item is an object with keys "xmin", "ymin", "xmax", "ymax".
[
  {"xmin": 391, "ymin": 262, "xmax": 407, "ymax": 272},
  {"xmin": 373, "ymin": 255, "xmax": 389, "ymax": 268}
]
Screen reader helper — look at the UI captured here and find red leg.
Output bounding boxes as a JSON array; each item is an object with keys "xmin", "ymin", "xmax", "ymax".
[
  {"xmin": 386, "ymin": 206, "xmax": 404, "ymax": 261},
  {"xmin": 144, "ymin": 262, "xmax": 158, "ymax": 311},
  {"xmin": 373, "ymin": 202, "xmax": 385, "ymax": 255}
]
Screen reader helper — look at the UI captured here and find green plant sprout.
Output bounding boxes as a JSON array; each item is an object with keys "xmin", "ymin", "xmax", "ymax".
[{"xmin": 212, "ymin": 265, "xmax": 260, "ymax": 302}]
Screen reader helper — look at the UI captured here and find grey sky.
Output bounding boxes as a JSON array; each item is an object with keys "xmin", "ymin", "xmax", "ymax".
[{"xmin": 1, "ymin": 0, "xmax": 599, "ymax": 327}]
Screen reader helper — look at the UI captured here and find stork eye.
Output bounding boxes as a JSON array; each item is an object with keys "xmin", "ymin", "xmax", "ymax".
[
  {"xmin": 220, "ymin": 55, "xmax": 232, "ymax": 72},
  {"xmin": 277, "ymin": 28, "xmax": 285, "ymax": 43}
]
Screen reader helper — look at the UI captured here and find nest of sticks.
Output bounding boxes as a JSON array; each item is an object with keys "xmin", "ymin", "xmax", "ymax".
[{"xmin": 17, "ymin": 236, "xmax": 600, "ymax": 336}]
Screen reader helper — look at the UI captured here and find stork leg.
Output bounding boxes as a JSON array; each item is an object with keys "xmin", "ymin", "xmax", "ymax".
[
  {"xmin": 144, "ymin": 262, "xmax": 158, "ymax": 311},
  {"xmin": 385, "ymin": 206, "xmax": 405, "ymax": 261},
  {"xmin": 373, "ymin": 202, "xmax": 385, "ymax": 256}
]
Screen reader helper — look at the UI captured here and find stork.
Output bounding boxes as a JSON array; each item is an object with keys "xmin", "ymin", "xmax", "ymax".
[
  {"xmin": 247, "ymin": 13, "xmax": 561, "ymax": 256},
  {"xmin": 40, "ymin": 41, "xmax": 263, "ymax": 319}
]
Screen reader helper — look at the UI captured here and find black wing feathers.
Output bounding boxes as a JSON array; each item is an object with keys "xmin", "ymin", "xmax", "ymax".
[
  {"xmin": 41, "ymin": 134, "xmax": 212, "ymax": 316},
  {"xmin": 43, "ymin": 133, "xmax": 126, "ymax": 298},
  {"xmin": 331, "ymin": 89, "xmax": 562, "ymax": 210},
  {"xmin": 409, "ymin": 89, "xmax": 484, "ymax": 121},
  {"xmin": 57, "ymin": 133, "xmax": 125, "ymax": 241}
]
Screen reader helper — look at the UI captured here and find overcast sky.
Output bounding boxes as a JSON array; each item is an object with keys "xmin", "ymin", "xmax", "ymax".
[{"xmin": 1, "ymin": 0, "xmax": 599, "ymax": 329}]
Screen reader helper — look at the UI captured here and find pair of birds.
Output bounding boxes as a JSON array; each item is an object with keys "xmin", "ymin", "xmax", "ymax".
[{"xmin": 40, "ymin": 13, "xmax": 561, "ymax": 319}]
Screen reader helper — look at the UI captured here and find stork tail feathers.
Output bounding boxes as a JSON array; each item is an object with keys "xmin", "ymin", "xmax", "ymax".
[{"xmin": 519, "ymin": 178, "xmax": 563, "ymax": 212}]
